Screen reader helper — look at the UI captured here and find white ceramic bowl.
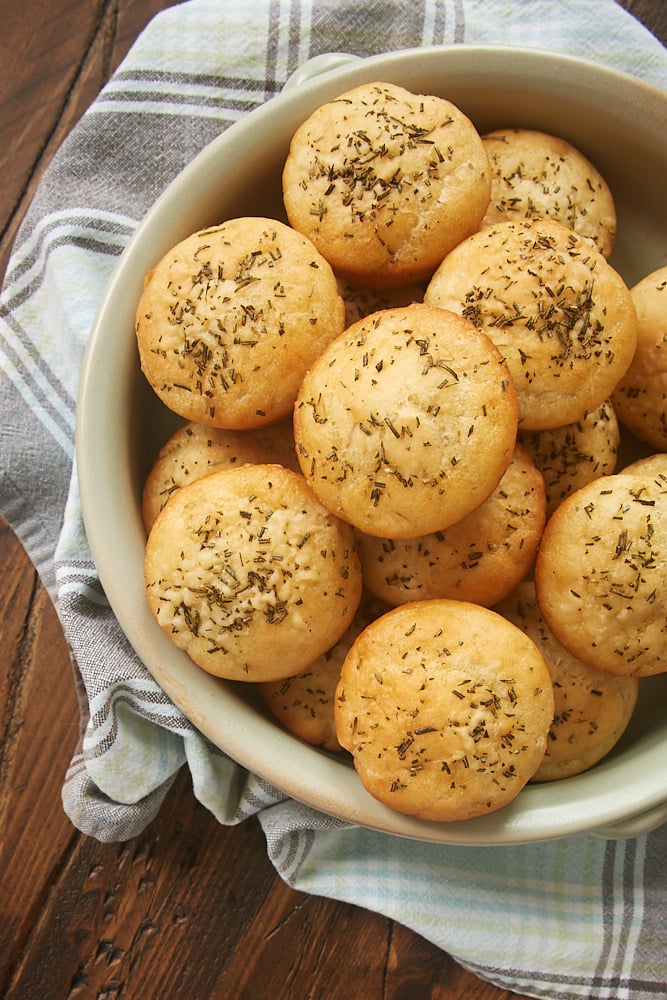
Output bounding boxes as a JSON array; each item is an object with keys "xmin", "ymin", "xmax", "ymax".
[{"xmin": 78, "ymin": 46, "xmax": 667, "ymax": 844}]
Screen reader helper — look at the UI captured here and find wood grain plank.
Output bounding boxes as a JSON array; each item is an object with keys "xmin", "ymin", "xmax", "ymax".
[
  {"xmin": 621, "ymin": 0, "xmax": 667, "ymax": 42},
  {"xmin": 0, "ymin": 0, "xmax": 180, "ymax": 286},
  {"xmin": 3, "ymin": 750, "xmax": 531, "ymax": 999},
  {"xmin": 0, "ymin": 0, "xmax": 100, "ymax": 281},
  {"xmin": 0, "ymin": 522, "xmax": 79, "ymax": 988}
]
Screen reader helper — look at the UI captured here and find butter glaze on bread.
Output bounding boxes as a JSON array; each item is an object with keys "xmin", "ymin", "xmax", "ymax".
[
  {"xmin": 283, "ymin": 82, "xmax": 491, "ymax": 288},
  {"xmin": 293, "ymin": 303, "xmax": 518, "ymax": 539}
]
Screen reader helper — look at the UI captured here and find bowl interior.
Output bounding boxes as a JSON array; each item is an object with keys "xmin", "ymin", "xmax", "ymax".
[{"xmin": 78, "ymin": 46, "xmax": 667, "ymax": 844}]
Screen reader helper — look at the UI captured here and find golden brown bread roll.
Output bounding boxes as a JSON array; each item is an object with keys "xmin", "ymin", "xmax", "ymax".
[
  {"xmin": 424, "ymin": 218, "xmax": 637, "ymax": 431},
  {"xmin": 293, "ymin": 302, "xmax": 518, "ymax": 539},
  {"xmin": 535, "ymin": 472, "xmax": 667, "ymax": 677},
  {"xmin": 612, "ymin": 265, "xmax": 667, "ymax": 451},
  {"xmin": 496, "ymin": 579, "xmax": 638, "ymax": 781},
  {"xmin": 145, "ymin": 464, "xmax": 363, "ymax": 682},
  {"xmin": 355, "ymin": 443, "xmax": 545, "ymax": 608},
  {"xmin": 519, "ymin": 400, "xmax": 620, "ymax": 517},
  {"xmin": 136, "ymin": 217, "xmax": 345, "ymax": 429},
  {"xmin": 283, "ymin": 81, "xmax": 491, "ymax": 288},
  {"xmin": 480, "ymin": 128, "xmax": 616, "ymax": 257},
  {"xmin": 141, "ymin": 419, "xmax": 299, "ymax": 531},
  {"xmin": 257, "ymin": 592, "xmax": 388, "ymax": 751},
  {"xmin": 334, "ymin": 599, "xmax": 554, "ymax": 821}
]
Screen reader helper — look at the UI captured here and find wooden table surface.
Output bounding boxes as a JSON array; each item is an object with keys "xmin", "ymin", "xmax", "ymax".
[{"xmin": 1, "ymin": 2, "xmax": 665, "ymax": 998}]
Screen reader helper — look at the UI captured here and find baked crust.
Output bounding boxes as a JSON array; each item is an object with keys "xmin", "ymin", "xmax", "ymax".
[
  {"xmin": 520, "ymin": 400, "xmax": 620, "ymax": 517},
  {"xmin": 623, "ymin": 453, "xmax": 667, "ymax": 479},
  {"xmin": 496, "ymin": 579, "xmax": 638, "ymax": 781},
  {"xmin": 334, "ymin": 599, "xmax": 554, "ymax": 822},
  {"xmin": 136, "ymin": 217, "xmax": 345, "ymax": 429},
  {"xmin": 293, "ymin": 302, "xmax": 518, "ymax": 539},
  {"xmin": 356, "ymin": 443, "xmax": 545, "ymax": 607},
  {"xmin": 141, "ymin": 419, "xmax": 298, "ymax": 531},
  {"xmin": 283, "ymin": 81, "xmax": 491, "ymax": 288},
  {"xmin": 535, "ymin": 472, "xmax": 667, "ymax": 677},
  {"xmin": 424, "ymin": 218, "xmax": 637, "ymax": 430},
  {"xmin": 258, "ymin": 592, "xmax": 388, "ymax": 751},
  {"xmin": 481, "ymin": 128, "xmax": 616, "ymax": 257},
  {"xmin": 145, "ymin": 464, "xmax": 362, "ymax": 682},
  {"xmin": 612, "ymin": 265, "xmax": 667, "ymax": 451}
]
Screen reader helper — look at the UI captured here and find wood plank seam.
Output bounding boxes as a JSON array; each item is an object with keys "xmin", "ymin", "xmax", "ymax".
[
  {"xmin": 0, "ymin": 827, "xmax": 81, "ymax": 1000},
  {"xmin": 0, "ymin": 566, "xmax": 39, "ymax": 782},
  {"xmin": 0, "ymin": 0, "xmax": 118, "ymax": 277}
]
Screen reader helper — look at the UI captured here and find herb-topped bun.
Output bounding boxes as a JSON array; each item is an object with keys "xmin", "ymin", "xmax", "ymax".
[
  {"xmin": 535, "ymin": 472, "xmax": 667, "ymax": 677},
  {"xmin": 495, "ymin": 579, "xmax": 638, "ymax": 782},
  {"xmin": 334, "ymin": 599, "xmax": 554, "ymax": 822},
  {"xmin": 135, "ymin": 217, "xmax": 345, "ymax": 429},
  {"xmin": 480, "ymin": 128, "xmax": 617, "ymax": 257},
  {"xmin": 293, "ymin": 303, "xmax": 519, "ymax": 539},
  {"xmin": 519, "ymin": 400, "xmax": 620, "ymax": 517},
  {"xmin": 282, "ymin": 81, "xmax": 491, "ymax": 288},
  {"xmin": 623, "ymin": 453, "xmax": 667, "ymax": 479},
  {"xmin": 612, "ymin": 265, "xmax": 667, "ymax": 451},
  {"xmin": 424, "ymin": 218, "xmax": 638, "ymax": 431},
  {"xmin": 355, "ymin": 442, "xmax": 546, "ymax": 608},
  {"xmin": 257, "ymin": 592, "xmax": 388, "ymax": 752},
  {"xmin": 141, "ymin": 419, "xmax": 299, "ymax": 532},
  {"xmin": 144, "ymin": 464, "xmax": 363, "ymax": 682}
]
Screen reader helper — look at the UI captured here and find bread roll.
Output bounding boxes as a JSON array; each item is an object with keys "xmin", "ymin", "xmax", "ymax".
[
  {"xmin": 145, "ymin": 464, "xmax": 363, "ymax": 682},
  {"xmin": 335, "ymin": 599, "xmax": 554, "ymax": 821},
  {"xmin": 520, "ymin": 400, "xmax": 620, "ymax": 517},
  {"xmin": 535, "ymin": 472, "xmax": 667, "ymax": 677},
  {"xmin": 481, "ymin": 128, "xmax": 616, "ymax": 257},
  {"xmin": 356, "ymin": 443, "xmax": 545, "ymax": 607},
  {"xmin": 293, "ymin": 302, "xmax": 518, "ymax": 538},
  {"xmin": 142, "ymin": 419, "xmax": 298, "ymax": 531},
  {"xmin": 136, "ymin": 217, "xmax": 345, "ymax": 428},
  {"xmin": 283, "ymin": 81, "xmax": 491, "ymax": 287},
  {"xmin": 612, "ymin": 265, "xmax": 667, "ymax": 451},
  {"xmin": 425, "ymin": 219, "xmax": 637, "ymax": 430},
  {"xmin": 496, "ymin": 579, "xmax": 638, "ymax": 781},
  {"xmin": 258, "ymin": 592, "xmax": 388, "ymax": 751}
]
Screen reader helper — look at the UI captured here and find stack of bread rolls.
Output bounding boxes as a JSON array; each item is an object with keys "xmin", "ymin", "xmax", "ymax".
[{"xmin": 137, "ymin": 81, "xmax": 666, "ymax": 822}]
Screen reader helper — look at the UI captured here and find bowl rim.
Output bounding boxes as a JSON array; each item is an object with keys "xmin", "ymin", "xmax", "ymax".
[{"xmin": 77, "ymin": 44, "xmax": 667, "ymax": 845}]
